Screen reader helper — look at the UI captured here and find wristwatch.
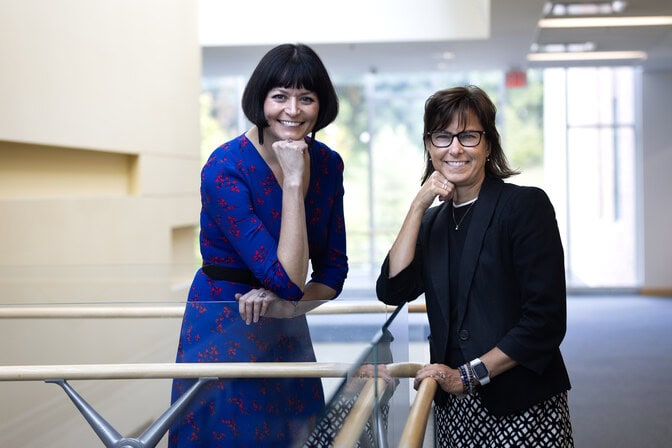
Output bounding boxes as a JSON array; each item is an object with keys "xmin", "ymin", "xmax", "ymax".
[{"xmin": 469, "ymin": 358, "xmax": 491, "ymax": 386}]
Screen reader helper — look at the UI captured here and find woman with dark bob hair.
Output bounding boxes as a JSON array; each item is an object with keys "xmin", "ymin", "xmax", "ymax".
[
  {"xmin": 377, "ymin": 85, "xmax": 574, "ymax": 447},
  {"xmin": 169, "ymin": 43, "xmax": 348, "ymax": 447},
  {"xmin": 242, "ymin": 43, "xmax": 339, "ymax": 146}
]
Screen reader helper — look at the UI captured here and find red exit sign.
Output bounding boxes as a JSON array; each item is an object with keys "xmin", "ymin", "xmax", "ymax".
[{"xmin": 506, "ymin": 70, "xmax": 527, "ymax": 88}]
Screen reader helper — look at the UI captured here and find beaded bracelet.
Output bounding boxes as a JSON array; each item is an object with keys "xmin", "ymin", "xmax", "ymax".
[
  {"xmin": 458, "ymin": 364, "xmax": 473, "ymax": 395},
  {"xmin": 466, "ymin": 365, "xmax": 476, "ymax": 394}
]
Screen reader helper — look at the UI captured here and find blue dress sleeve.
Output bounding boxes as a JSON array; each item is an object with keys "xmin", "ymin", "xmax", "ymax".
[
  {"xmin": 200, "ymin": 146, "xmax": 304, "ymax": 301},
  {"xmin": 308, "ymin": 148, "xmax": 348, "ymax": 297}
]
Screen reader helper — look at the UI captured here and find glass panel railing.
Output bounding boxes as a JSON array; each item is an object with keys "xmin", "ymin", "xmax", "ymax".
[
  {"xmin": 0, "ymin": 298, "xmax": 406, "ymax": 447},
  {"xmin": 306, "ymin": 303, "xmax": 414, "ymax": 447}
]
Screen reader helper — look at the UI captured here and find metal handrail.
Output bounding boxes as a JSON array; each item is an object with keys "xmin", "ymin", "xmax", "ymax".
[{"xmin": 0, "ymin": 362, "xmax": 430, "ymax": 448}]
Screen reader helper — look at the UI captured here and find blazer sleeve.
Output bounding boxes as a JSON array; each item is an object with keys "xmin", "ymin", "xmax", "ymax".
[
  {"xmin": 495, "ymin": 187, "xmax": 567, "ymax": 374},
  {"xmin": 376, "ymin": 254, "xmax": 424, "ymax": 306},
  {"xmin": 376, "ymin": 205, "xmax": 441, "ymax": 305}
]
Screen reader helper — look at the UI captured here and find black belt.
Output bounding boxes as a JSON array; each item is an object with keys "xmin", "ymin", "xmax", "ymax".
[{"xmin": 201, "ymin": 264, "xmax": 262, "ymax": 288}]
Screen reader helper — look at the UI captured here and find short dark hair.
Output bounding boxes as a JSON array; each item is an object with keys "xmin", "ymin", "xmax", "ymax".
[
  {"xmin": 242, "ymin": 43, "xmax": 339, "ymax": 143},
  {"xmin": 421, "ymin": 85, "xmax": 518, "ymax": 183}
]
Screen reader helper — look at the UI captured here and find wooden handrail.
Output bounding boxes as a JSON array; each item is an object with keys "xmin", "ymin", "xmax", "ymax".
[
  {"xmin": 386, "ymin": 362, "xmax": 423, "ymax": 378},
  {"xmin": 0, "ymin": 362, "xmax": 351, "ymax": 381},
  {"xmin": 332, "ymin": 377, "xmax": 389, "ymax": 448},
  {"xmin": 0, "ymin": 361, "xmax": 424, "ymax": 382},
  {"xmin": 0, "ymin": 301, "xmax": 427, "ymax": 319},
  {"xmin": 330, "ymin": 363, "xmax": 424, "ymax": 447},
  {"xmin": 398, "ymin": 377, "xmax": 438, "ymax": 448}
]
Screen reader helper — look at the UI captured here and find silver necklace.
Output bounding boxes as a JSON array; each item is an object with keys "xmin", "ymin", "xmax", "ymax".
[{"xmin": 452, "ymin": 201, "xmax": 475, "ymax": 230}]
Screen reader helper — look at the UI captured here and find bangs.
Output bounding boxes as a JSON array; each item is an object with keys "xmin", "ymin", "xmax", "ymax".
[
  {"xmin": 428, "ymin": 98, "xmax": 474, "ymax": 133},
  {"xmin": 444, "ymin": 104, "xmax": 472, "ymax": 130},
  {"xmin": 273, "ymin": 62, "xmax": 317, "ymax": 92}
]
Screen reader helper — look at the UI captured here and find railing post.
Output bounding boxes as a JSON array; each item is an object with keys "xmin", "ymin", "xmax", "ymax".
[{"xmin": 47, "ymin": 377, "xmax": 216, "ymax": 448}]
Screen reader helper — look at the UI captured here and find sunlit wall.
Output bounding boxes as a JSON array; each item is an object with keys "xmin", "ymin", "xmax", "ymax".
[{"xmin": 0, "ymin": 0, "xmax": 202, "ymax": 301}]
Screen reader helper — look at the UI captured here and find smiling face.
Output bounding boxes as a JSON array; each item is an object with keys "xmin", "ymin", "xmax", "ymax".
[
  {"xmin": 428, "ymin": 109, "xmax": 490, "ymax": 201},
  {"xmin": 262, "ymin": 86, "xmax": 319, "ymax": 144}
]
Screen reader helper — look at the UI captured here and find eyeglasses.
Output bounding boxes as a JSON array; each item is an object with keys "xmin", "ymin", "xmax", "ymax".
[{"xmin": 425, "ymin": 130, "xmax": 486, "ymax": 148}]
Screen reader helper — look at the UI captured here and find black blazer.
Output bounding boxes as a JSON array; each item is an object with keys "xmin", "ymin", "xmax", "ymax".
[{"xmin": 377, "ymin": 176, "xmax": 571, "ymax": 416}]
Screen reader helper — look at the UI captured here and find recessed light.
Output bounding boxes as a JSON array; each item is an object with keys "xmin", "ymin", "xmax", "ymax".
[
  {"xmin": 432, "ymin": 52, "xmax": 455, "ymax": 60},
  {"xmin": 531, "ymin": 42, "xmax": 596, "ymax": 53},
  {"xmin": 527, "ymin": 50, "xmax": 647, "ymax": 61},
  {"xmin": 547, "ymin": 1, "xmax": 628, "ymax": 17},
  {"xmin": 539, "ymin": 16, "xmax": 672, "ymax": 28}
]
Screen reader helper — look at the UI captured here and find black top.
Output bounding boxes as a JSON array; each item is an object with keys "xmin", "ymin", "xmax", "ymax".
[{"xmin": 447, "ymin": 201, "xmax": 475, "ymax": 368}]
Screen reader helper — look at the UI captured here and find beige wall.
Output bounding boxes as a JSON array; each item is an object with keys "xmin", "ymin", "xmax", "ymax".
[
  {"xmin": 0, "ymin": 1, "xmax": 201, "ymax": 446},
  {"xmin": 0, "ymin": 0, "xmax": 201, "ymax": 301}
]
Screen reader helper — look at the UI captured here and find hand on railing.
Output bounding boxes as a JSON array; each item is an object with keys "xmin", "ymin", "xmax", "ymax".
[
  {"xmin": 413, "ymin": 362, "xmax": 465, "ymax": 395},
  {"xmin": 235, "ymin": 288, "xmax": 297, "ymax": 324},
  {"xmin": 234, "ymin": 289, "xmax": 324, "ymax": 323},
  {"xmin": 351, "ymin": 363, "xmax": 399, "ymax": 392}
]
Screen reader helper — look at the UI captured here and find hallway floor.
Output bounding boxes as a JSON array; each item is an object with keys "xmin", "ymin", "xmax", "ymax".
[{"xmin": 562, "ymin": 295, "xmax": 672, "ymax": 447}]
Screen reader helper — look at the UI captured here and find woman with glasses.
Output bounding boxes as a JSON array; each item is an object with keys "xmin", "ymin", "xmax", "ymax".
[{"xmin": 376, "ymin": 85, "xmax": 573, "ymax": 447}]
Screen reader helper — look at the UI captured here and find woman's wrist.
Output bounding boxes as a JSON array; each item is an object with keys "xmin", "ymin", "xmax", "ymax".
[{"xmin": 290, "ymin": 300, "xmax": 300, "ymax": 318}]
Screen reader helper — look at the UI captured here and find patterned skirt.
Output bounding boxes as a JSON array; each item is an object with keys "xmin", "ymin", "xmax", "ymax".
[{"xmin": 433, "ymin": 391, "xmax": 574, "ymax": 447}]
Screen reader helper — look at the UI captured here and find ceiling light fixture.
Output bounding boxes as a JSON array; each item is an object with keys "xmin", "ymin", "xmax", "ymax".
[
  {"xmin": 545, "ymin": 1, "xmax": 627, "ymax": 17},
  {"xmin": 432, "ymin": 51, "xmax": 455, "ymax": 60},
  {"xmin": 539, "ymin": 16, "xmax": 672, "ymax": 28},
  {"xmin": 530, "ymin": 42, "xmax": 596, "ymax": 53},
  {"xmin": 527, "ymin": 50, "xmax": 647, "ymax": 62}
]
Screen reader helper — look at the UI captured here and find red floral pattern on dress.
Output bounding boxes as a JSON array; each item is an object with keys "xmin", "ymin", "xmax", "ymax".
[{"xmin": 170, "ymin": 134, "xmax": 348, "ymax": 447}]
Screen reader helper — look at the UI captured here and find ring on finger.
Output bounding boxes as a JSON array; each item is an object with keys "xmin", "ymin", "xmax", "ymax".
[
  {"xmin": 442, "ymin": 181, "xmax": 448, "ymax": 190},
  {"xmin": 259, "ymin": 291, "xmax": 267, "ymax": 298},
  {"xmin": 438, "ymin": 371, "xmax": 446, "ymax": 380}
]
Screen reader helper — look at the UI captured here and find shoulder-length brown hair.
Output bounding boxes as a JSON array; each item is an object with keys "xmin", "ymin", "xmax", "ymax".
[{"xmin": 421, "ymin": 85, "xmax": 518, "ymax": 184}]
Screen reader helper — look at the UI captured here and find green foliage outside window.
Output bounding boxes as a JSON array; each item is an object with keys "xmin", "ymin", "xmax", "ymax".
[{"xmin": 199, "ymin": 70, "xmax": 545, "ymax": 271}]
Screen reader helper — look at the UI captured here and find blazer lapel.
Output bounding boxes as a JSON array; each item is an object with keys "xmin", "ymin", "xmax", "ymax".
[{"xmin": 456, "ymin": 177, "xmax": 504, "ymax": 326}]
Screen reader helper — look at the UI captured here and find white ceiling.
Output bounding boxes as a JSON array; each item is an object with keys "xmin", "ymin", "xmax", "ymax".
[{"xmin": 202, "ymin": 0, "xmax": 672, "ymax": 78}]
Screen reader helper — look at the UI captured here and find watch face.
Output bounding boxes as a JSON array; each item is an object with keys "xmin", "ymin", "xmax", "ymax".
[{"xmin": 472, "ymin": 362, "xmax": 489, "ymax": 379}]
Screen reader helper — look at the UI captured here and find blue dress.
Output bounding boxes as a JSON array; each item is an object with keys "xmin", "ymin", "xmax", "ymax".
[{"xmin": 169, "ymin": 134, "xmax": 348, "ymax": 447}]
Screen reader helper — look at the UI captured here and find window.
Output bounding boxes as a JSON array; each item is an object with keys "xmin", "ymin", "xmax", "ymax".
[
  {"xmin": 201, "ymin": 67, "xmax": 639, "ymax": 291},
  {"xmin": 544, "ymin": 67, "xmax": 638, "ymax": 288}
]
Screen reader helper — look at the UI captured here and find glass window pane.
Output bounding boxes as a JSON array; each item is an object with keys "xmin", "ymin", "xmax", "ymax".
[{"xmin": 566, "ymin": 68, "xmax": 637, "ymax": 287}]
